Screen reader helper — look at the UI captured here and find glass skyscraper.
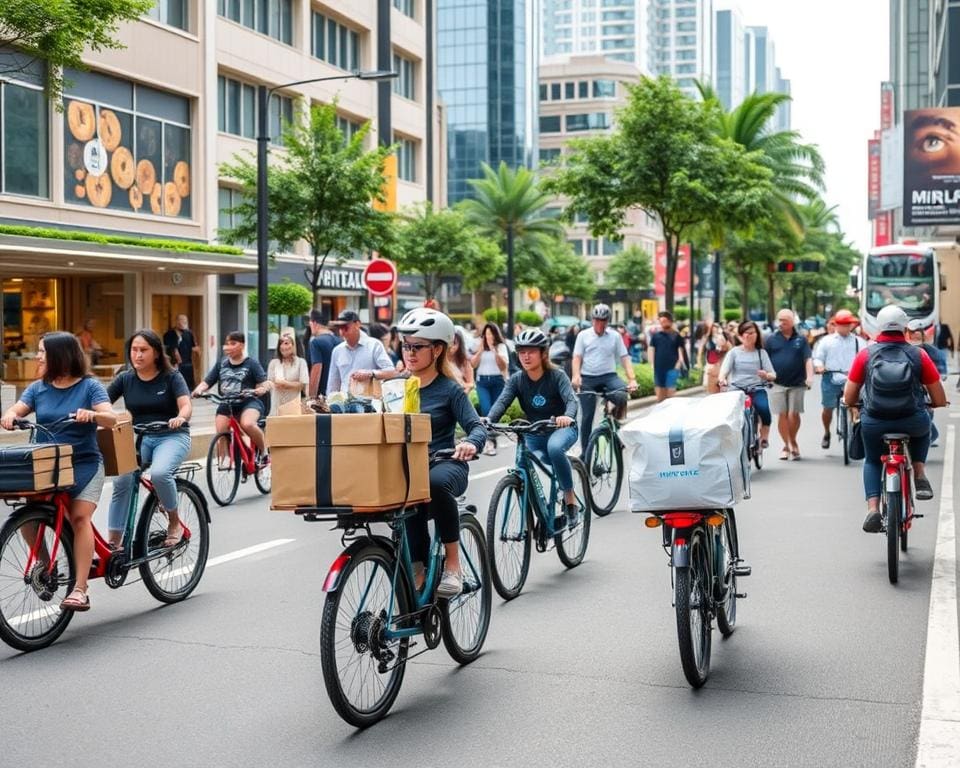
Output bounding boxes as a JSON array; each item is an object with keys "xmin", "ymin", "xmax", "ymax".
[{"xmin": 437, "ymin": 0, "xmax": 537, "ymax": 203}]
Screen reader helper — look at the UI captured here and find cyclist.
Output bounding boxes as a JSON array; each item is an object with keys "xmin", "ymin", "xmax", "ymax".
[
  {"xmin": 192, "ymin": 331, "xmax": 270, "ymax": 459},
  {"xmin": 812, "ymin": 309, "xmax": 863, "ymax": 449},
  {"xmin": 106, "ymin": 330, "xmax": 192, "ymax": 550},
  {"xmin": 484, "ymin": 328, "xmax": 581, "ymax": 529},
  {"xmin": 843, "ymin": 305, "xmax": 947, "ymax": 533},
  {"xmin": 572, "ymin": 303, "xmax": 638, "ymax": 456},
  {"xmin": 717, "ymin": 320, "xmax": 777, "ymax": 448},
  {"xmin": 396, "ymin": 308, "xmax": 487, "ymax": 597},
  {"xmin": 1, "ymin": 332, "xmax": 117, "ymax": 612}
]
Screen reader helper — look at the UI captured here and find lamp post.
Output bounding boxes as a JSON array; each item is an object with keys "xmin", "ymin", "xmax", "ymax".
[{"xmin": 255, "ymin": 69, "xmax": 397, "ymax": 366}]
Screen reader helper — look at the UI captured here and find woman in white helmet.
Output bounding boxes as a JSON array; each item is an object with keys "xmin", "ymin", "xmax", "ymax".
[
  {"xmin": 396, "ymin": 307, "xmax": 488, "ymax": 597},
  {"xmin": 843, "ymin": 305, "xmax": 948, "ymax": 533}
]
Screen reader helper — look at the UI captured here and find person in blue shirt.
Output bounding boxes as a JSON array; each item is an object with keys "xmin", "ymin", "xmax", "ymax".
[{"xmin": 2, "ymin": 332, "xmax": 117, "ymax": 612}]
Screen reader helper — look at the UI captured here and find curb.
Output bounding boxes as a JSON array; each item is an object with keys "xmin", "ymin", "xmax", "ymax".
[{"xmin": 626, "ymin": 385, "xmax": 704, "ymax": 413}]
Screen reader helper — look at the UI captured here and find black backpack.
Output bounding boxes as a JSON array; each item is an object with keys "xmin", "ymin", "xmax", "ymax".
[{"xmin": 862, "ymin": 342, "xmax": 924, "ymax": 418}]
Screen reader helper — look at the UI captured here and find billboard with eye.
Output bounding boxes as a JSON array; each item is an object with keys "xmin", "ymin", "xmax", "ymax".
[{"xmin": 903, "ymin": 107, "xmax": 960, "ymax": 226}]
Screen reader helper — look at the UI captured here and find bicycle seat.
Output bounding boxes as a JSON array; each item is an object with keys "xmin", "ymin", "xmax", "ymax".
[{"xmin": 882, "ymin": 433, "xmax": 911, "ymax": 442}]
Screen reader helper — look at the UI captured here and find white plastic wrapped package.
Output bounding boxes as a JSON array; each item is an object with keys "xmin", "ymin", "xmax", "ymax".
[{"xmin": 622, "ymin": 391, "xmax": 750, "ymax": 512}]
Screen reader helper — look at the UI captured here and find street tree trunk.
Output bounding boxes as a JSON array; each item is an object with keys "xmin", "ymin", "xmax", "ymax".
[
  {"xmin": 664, "ymin": 233, "xmax": 678, "ymax": 312},
  {"xmin": 506, "ymin": 224, "xmax": 515, "ymax": 339}
]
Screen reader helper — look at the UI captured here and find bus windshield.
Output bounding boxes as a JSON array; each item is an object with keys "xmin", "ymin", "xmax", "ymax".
[{"xmin": 864, "ymin": 252, "xmax": 935, "ymax": 316}]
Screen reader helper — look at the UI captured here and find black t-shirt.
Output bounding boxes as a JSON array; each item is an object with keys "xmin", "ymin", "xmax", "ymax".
[
  {"xmin": 203, "ymin": 356, "xmax": 267, "ymax": 395},
  {"xmin": 650, "ymin": 330, "xmax": 686, "ymax": 372},
  {"xmin": 107, "ymin": 369, "xmax": 190, "ymax": 432},
  {"xmin": 308, "ymin": 333, "xmax": 341, "ymax": 397},
  {"xmin": 163, "ymin": 327, "xmax": 196, "ymax": 367},
  {"xmin": 765, "ymin": 330, "xmax": 812, "ymax": 387}
]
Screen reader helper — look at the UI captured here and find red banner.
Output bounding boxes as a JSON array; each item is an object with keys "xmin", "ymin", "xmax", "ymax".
[
  {"xmin": 880, "ymin": 82, "xmax": 894, "ymax": 131},
  {"xmin": 873, "ymin": 211, "xmax": 892, "ymax": 246},
  {"xmin": 654, "ymin": 242, "xmax": 691, "ymax": 297},
  {"xmin": 868, "ymin": 138, "xmax": 881, "ymax": 219}
]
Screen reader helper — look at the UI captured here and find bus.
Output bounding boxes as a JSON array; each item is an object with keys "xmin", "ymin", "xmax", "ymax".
[{"xmin": 856, "ymin": 244, "xmax": 942, "ymax": 339}]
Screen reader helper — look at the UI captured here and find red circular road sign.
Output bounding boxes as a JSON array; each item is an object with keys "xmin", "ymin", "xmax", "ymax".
[{"xmin": 362, "ymin": 258, "xmax": 397, "ymax": 297}]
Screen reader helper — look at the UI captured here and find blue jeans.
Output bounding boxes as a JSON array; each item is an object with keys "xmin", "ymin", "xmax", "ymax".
[
  {"xmin": 526, "ymin": 426, "xmax": 578, "ymax": 492},
  {"xmin": 475, "ymin": 375, "xmax": 505, "ymax": 416},
  {"xmin": 578, "ymin": 373, "xmax": 627, "ymax": 454},
  {"xmin": 859, "ymin": 411, "xmax": 930, "ymax": 500},
  {"xmin": 108, "ymin": 431, "xmax": 191, "ymax": 532},
  {"xmin": 750, "ymin": 388, "xmax": 771, "ymax": 426}
]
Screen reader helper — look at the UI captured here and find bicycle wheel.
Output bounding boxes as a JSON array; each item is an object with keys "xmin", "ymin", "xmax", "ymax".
[
  {"xmin": 716, "ymin": 514, "xmax": 738, "ymax": 637},
  {"xmin": 556, "ymin": 459, "xmax": 592, "ymax": 568},
  {"xmin": 320, "ymin": 544, "xmax": 411, "ymax": 728},
  {"xmin": 584, "ymin": 425, "xmax": 623, "ymax": 516},
  {"xmin": 206, "ymin": 432, "xmax": 240, "ymax": 506},
  {"xmin": 137, "ymin": 481, "xmax": 210, "ymax": 603},
  {"xmin": 885, "ymin": 488, "xmax": 901, "ymax": 584},
  {"xmin": 441, "ymin": 514, "xmax": 492, "ymax": 664},
  {"xmin": 254, "ymin": 450, "xmax": 271, "ymax": 495},
  {"xmin": 839, "ymin": 405, "xmax": 850, "ymax": 466},
  {"xmin": 486, "ymin": 473, "xmax": 532, "ymax": 600},
  {"xmin": 0, "ymin": 506, "xmax": 76, "ymax": 652},
  {"xmin": 752, "ymin": 413, "xmax": 763, "ymax": 471},
  {"xmin": 675, "ymin": 530, "xmax": 712, "ymax": 687}
]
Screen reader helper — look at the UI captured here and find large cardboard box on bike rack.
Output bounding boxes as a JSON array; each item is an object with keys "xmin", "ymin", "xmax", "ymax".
[
  {"xmin": 622, "ymin": 391, "xmax": 750, "ymax": 512},
  {"xmin": 96, "ymin": 416, "xmax": 137, "ymax": 477},
  {"xmin": 0, "ymin": 443, "xmax": 74, "ymax": 492},
  {"xmin": 265, "ymin": 413, "xmax": 432, "ymax": 510}
]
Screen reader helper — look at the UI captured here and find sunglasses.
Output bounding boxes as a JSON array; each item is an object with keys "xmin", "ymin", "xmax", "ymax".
[{"xmin": 401, "ymin": 342, "xmax": 434, "ymax": 353}]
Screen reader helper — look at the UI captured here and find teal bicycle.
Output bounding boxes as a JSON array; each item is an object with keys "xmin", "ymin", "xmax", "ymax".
[
  {"xmin": 580, "ymin": 390, "xmax": 626, "ymax": 516},
  {"xmin": 485, "ymin": 419, "xmax": 592, "ymax": 601}
]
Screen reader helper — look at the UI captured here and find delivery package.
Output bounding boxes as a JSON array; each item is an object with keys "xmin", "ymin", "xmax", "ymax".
[
  {"xmin": 96, "ymin": 416, "xmax": 137, "ymax": 476},
  {"xmin": 266, "ymin": 412, "xmax": 432, "ymax": 510},
  {"xmin": 0, "ymin": 443, "xmax": 75, "ymax": 493},
  {"xmin": 621, "ymin": 391, "xmax": 750, "ymax": 512}
]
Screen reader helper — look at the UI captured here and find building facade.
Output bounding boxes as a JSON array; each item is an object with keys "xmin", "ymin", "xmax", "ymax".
[
  {"xmin": 541, "ymin": 0, "xmax": 651, "ymax": 67},
  {"xmin": 649, "ymin": 0, "xmax": 713, "ymax": 98},
  {"xmin": 714, "ymin": 7, "xmax": 745, "ymax": 110}
]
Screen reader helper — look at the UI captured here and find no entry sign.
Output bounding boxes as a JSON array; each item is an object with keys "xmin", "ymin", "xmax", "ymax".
[{"xmin": 362, "ymin": 258, "xmax": 397, "ymax": 297}]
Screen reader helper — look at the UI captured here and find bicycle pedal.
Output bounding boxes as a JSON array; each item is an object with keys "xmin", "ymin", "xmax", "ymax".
[
  {"xmin": 735, "ymin": 592, "xmax": 748, "ymax": 599},
  {"xmin": 913, "ymin": 514, "xmax": 925, "ymax": 519},
  {"xmin": 733, "ymin": 563, "xmax": 752, "ymax": 577}
]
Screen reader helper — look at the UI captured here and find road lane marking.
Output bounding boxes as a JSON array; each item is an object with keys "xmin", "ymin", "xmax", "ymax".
[
  {"xmin": 916, "ymin": 425, "xmax": 959, "ymax": 768},
  {"xmin": 471, "ymin": 465, "xmax": 510, "ymax": 481}
]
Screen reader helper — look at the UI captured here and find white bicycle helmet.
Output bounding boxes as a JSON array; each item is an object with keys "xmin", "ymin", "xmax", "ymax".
[
  {"xmin": 592, "ymin": 303, "xmax": 612, "ymax": 321},
  {"xmin": 396, "ymin": 307, "xmax": 455, "ymax": 344},
  {"xmin": 877, "ymin": 304, "xmax": 909, "ymax": 333},
  {"xmin": 515, "ymin": 328, "xmax": 550, "ymax": 348},
  {"xmin": 906, "ymin": 318, "xmax": 927, "ymax": 333}
]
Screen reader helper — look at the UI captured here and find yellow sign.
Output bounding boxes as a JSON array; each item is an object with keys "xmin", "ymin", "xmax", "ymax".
[
  {"xmin": 526, "ymin": 288, "xmax": 541, "ymax": 302},
  {"xmin": 373, "ymin": 154, "xmax": 398, "ymax": 212},
  {"xmin": 641, "ymin": 299, "xmax": 659, "ymax": 321}
]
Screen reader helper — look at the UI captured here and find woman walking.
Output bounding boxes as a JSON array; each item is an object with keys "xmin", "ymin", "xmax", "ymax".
[
  {"xmin": 470, "ymin": 322, "xmax": 509, "ymax": 455},
  {"xmin": 267, "ymin": 333, "xmax": 308, "ymax": 413}
]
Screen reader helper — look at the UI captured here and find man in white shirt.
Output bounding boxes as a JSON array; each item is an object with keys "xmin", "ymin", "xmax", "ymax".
[
  {"xmin": 326, "ymin": 310, "xmax": 399, "ymax": 395},
  {"xmin": 812, "ymin": 309, "xmax": 864, "ymax": 449}
]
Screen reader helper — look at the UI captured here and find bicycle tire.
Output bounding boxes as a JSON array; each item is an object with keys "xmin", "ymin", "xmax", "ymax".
[
  {"xmin": 885, "ymin": 489, "xmax": 901, "ymax": 584},
  {"xmin": 137, "ymin": 481, "xmax": 210, "ymax": 603},
  {"xmin": 840, "ymin": 405, "xmax": 850, "ymax": 466},
  {"xmin": 0, "ymin": 505, "xmax": 76, "ymax": 652},
  {"xmin": 254, "ymin": 452, "xmax": 271, "ymax": 495},
  {"xmin": 675, "ymin": 530, "xmax": 712, "ymax": 687},
  {"xmin": 320, "ymin": 544, "xmax": 411, "ymax": 728},
  {"xmin": 441, "ymin": 514, "xmax": 492, "ymax": 664},
  {"xmin": 716, "ymin": 514, "xmax": 737, "ymax": 637},
  {"xmin": 556, "ymin": 458, "xmax": 592, "ymax": 568},
  {"xmin": 206, "ymin": 432, "xmax": 240, "ymax": 506},
  {"xmin": 752, "ymin": 413, "xmax": 763, "ymax": 471},
  {"xmin": 486, "ymin": 473, "xmax": 531, "ymax": 600},
  {"xmin": 584, "ymin": 424, "xmax": 623, "ymax": 516}
]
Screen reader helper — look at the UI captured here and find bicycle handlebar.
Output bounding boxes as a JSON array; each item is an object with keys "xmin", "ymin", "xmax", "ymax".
[
  {"xmin": 577, "ymin": 389, "xmax": 627, "ymax": 397},
  {"xmin": 430, "ymin": 448, "xmax": 479, "ymax": 464},
  {"xmin": 133, "ymin": 421, "xmax": 186, "ymax": 434},
  {"xmin": 486, "ymin": 418, "xmax": 558, "ymax": 435},
  {"xmin": 195, "ymin": 390, "xmax": 259, "ymax": 404}
]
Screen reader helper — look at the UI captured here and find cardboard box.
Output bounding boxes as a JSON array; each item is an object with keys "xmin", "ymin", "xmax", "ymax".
[
  {"xmin": 0, "ymin": 443, "xmax": 75, "ymax": 492},
  {"xmin": 266, "ymin": 413, "xmax": 431, "ymax": 510},
  {"xmin": 97, "ymin": 417, "xmax": 137, "ymax": 476}
]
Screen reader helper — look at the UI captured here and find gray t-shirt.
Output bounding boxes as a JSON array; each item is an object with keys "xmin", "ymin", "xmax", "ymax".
[
  {"xmin": 573, "ymin": 328, "xmax": 627, "ymax": 376},
  {"xmin": 718, "ymin": 345, "xmax": 775, "ymax": 390}
]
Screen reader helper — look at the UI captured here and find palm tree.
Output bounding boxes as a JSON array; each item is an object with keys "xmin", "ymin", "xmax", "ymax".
[{"xmin": 459, "ymin": 162, "xmax": 563, "ymax": 337}]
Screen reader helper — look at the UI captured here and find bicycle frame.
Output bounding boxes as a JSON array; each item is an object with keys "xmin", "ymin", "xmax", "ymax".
[
  {"xmin": 649, "ymin": 511, "xmax": 729, "ymax": 600},
  {"xmin": 222, "ymin": 415, "xmax": 258, "ymax": 476},
  {"xmin": 882, "ymin": 439, "xmax": 914, "ymax": 532},
  {"xmin": 504, "ymin": 434, "xmax": 565, "ymax": 539}
]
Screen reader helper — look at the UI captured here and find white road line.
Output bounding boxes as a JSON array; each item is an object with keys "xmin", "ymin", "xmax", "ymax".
[
  {"xmin": 916, "ymin": 425, "xmax": 960, "ymax": 768},
  {"xmin": 471, "ymin": 465, "xmax": 510, "ymax": 481}
]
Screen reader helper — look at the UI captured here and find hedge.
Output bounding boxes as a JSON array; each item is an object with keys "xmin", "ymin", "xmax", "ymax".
[
  {"xmin": 618, "ymin": 363, "xmax": 703, "ymax": 399},
  {"xmin": 0, "ymin": 224, "xmax": 244, "ymax": 256}
]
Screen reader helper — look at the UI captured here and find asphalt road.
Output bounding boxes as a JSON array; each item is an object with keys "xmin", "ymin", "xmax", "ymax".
[{"xmin": 1, "ymin": 395, "xmax": 956, "ymax": 768}]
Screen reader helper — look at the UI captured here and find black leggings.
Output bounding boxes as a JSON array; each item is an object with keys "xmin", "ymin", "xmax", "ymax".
[{"xmin": 407, "ymin": 461, "xmax": 468, "ymax": 564}]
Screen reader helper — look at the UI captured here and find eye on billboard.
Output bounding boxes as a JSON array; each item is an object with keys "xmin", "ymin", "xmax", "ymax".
[{"xmin": 903, "ymin": 107, "xmax": 960, "ymax": 226}]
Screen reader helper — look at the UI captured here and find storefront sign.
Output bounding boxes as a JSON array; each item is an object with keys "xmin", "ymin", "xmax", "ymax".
[
  {"xmin": 654, "ymin": 242, "xmax": 691, "ymax": 297},
  {"xmin": 318, "ymin": 267, "xmax": 365, "ymax": 293},
  {"xmin": 868, "ymin": 137, "xmax": 881, "ymax": 220},
  {"xmin": 880, "ymin": 82, "xmax": 894, "ymax": 131}
]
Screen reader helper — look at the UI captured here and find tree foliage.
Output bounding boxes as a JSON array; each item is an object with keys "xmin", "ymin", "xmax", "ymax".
[
  {"xmin": 529, "ymin": 238, "xmax": 596, "ymax": 303},
  {"xmin": 247, "ymin": 281, "xmax": 313, "ymax": 317},
  {"xmin": 605, "ymin": 244, "xmax": 654, "ymax": 294}
]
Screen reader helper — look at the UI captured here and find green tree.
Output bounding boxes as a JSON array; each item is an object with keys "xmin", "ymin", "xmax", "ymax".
[
  {"xmin": 247, "ymin": 281, "xmax": 313, "ymax": 335},
  {"xmin": 219, "ymin": 102, "xmax": 394, "ymax": 308},
  {"xmin": 531, "ymin": 238, "xmax": 596, "ymax": 310},
  {"xmin": 547, "ymin": 75, "xmax": 772, "ymax": 311},
  {"xmin": 0, "ymin": 0, "xmax": 153, "ymax": 101},
  {"xmin": 605, "ymin": 244, "xmax": 654, "ymax": 313},
  {"xmin": 459, "ymin": 161, "xmax": 563, "ymax": 336},
  {"xmin": 383, "ymin": 202, "xmax": 503, "ymax": 301}
]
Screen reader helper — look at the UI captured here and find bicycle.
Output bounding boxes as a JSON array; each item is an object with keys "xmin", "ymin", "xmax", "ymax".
[
  {"xmin": 879, "ymin": 433, "xmax": 920, "ymax": 584},
  {"xmin": 485, "ymin": 419, "xmax": 592, "ymax": 600},
  {"xmin": 823, "ymin": 371, "xmax": 853, "ymax": 465},
  {"xmin": 643, "ymin": 507, "xmax": 749, "ymax": 687},
  {"xmin": 731, "ymin": 384, "xmax": 765, "ymax": 471},
  {"xmin": 0, "ymin": 419, "xmax": 210, "ymax": 651},
  {"xmin": 580, "ymin": 390, "xmax": 625, "ymax": 516},
  {"xmin": 306, "ymin": 451, "xmax": 491, "ymax": 728},
  {"xmin": 197, "ymin": 391, "xmax": 270, "ymax": 506}
]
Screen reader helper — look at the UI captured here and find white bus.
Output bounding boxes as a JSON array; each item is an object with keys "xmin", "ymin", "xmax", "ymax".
[{"xmin": 856, "ymin": 244, "xmax": 942, "ymax": 339}]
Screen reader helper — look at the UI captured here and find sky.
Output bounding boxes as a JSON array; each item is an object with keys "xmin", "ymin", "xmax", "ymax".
[{"xmin": 716, "ymin": 1, "xmax": 889, "ymax": 253}]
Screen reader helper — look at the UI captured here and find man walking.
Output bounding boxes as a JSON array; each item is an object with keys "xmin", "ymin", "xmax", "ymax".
[
  {"xmin": 766, "ymin": 309, "xmax": 813, "ymax": 460},
  {"xmin": 326, "ymin": 310, "xmax": 399, "ymax": 395},
  {"xmin": 307, "ymin": 310, "xmax": 341, "ymax": 398},
  {"xmin": 648, "ymin": 310, "xmax": 688, "ymax": 402},
  {"xmin": 812, "ymin": 309, "xmax": 863, "ymax": 449},
  {"xmin": 163, "ymin": 314, "xmax": 199, "ymax": 390}
]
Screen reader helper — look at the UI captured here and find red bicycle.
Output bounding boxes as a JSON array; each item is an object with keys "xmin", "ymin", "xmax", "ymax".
[
  {"xmin": 0, "ymin": 419, "xmax": 210, "ymax": 651},
  {"xmin": 880, "ymin": 433, "xmax": 920, "ymax": 584},
  {"xmin": 198, "ymin": 392, "xmax": 271, "ymax": 506}
]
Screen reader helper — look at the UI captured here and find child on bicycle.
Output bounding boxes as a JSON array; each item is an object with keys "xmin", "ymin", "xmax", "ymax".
[
  {"xmin": 717, "ymin": 320, "xmax": 777, "ymax": 450},
  {"xmin": 485, "ymin": 328, "xmax": 581, "ymax": 529}
]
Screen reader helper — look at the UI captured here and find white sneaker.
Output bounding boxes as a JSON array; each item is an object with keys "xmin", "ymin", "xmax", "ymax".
[{"xmin": 436, "ymin": 569, "xmax": 463, "ymax": 598}]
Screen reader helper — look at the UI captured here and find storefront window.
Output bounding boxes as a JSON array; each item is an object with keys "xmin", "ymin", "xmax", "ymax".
[
  {"xmin": 2, "ymin": 82, "xmax": 48, "ymax": 198},
  {"xmin": 146, "ymin": 0, "xmax": 190, "ymax": 31}
]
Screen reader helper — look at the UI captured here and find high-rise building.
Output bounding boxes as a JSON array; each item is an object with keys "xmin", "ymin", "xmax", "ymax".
[
  {"xmin": 745, "ymin": 25, "xmax": 775, "ymax": 94},
  {"xmin": 714, "ymin": 7, "xmax": 745, "ymax": 110},
  {"xmin": 649, "ymin": 0, "xmax": 713, "ymax": 98},
  {"xmin": 437, "ymin": 0, "xmax": 538, "ymax": 204},
  {"xmin": 541, "ymin": 0, "xmax": 650, "ymax": 67},
  {"xmin": 774, "ymin": 67, "xmax": 791, "ymax": 130},
  {"xmin": 889, "ymin": 0, "xmax": 932, "ymax": 112}
]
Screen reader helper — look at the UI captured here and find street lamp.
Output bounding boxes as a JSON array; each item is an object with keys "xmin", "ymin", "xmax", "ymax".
[{"xmin": 255, "ymin": 69, "xmax": 397, "ymax": 365}]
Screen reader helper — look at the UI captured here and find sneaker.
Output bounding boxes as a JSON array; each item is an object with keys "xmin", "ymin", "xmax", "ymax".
[
  {"xmin": 862, "ymin": 510, "xmax": 883, "ymax": 533},
  {"xmin": 821, "ymin": 433, "xmax": 830, "ymax": 449},
  {"xmin": 553, "ymin": 513, "xmax": 568, "ymax": 531},
  {"xmin": 436, "ymin": 569, "xmax": 462, "ymax": 598},
  {"xmin": 565, "ymin": 503, "xmax": 579, "ymax": 531},
  {"xmin": 915, "ymin": 476, "xmax": 934, "ymax": 501}
]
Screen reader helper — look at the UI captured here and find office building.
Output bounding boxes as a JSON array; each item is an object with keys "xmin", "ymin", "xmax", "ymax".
[
  {"xmin": 889, "ymin": 0, "xmax": 932, "ymax": 112},
  {"xmin": 714, "ymin": 7, "xmax": 745, "ymax": 110},
  {"xmin": 541, "ymin": 0, "xmax": 650, "ymax": 67},
  {"xmin": 649, "ymin": 0, "xmax": 713, "ymax": 98}
]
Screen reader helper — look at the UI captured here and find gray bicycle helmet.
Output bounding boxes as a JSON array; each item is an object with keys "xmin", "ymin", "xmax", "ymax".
[
  {"xmin": 515, "ymin": 328, "xmax": 550, "ymax": 348},
  {"xmin": 877, "ymin": 304, "xmax": 909, "ymax": 333},
  {"xmin": 591, "ymin": 303, "xmax": 612, "ymax": 321}
]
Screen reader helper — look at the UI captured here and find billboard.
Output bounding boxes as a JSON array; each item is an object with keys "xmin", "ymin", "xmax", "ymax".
[
  {"xmin": 654, "ymin": 242, "xmax": 691, "ymax": 297},
  {"xmin": 880, "ymin": 123, "xmax": 903, "ymax": 210},
  {"xmin": 903, "ymin": 107, "xmax": 960, "ymax": 226},
  {"xmin": 868, "ymin": 137, "xmax": 881, "ymax": 219},
  {"xmin": 880, "ymin": 82, "xmax": 894, "ymax": 131}
]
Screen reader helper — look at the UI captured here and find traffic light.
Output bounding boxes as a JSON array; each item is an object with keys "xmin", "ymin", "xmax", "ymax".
[{"xmin": 776, "ymin": 260, "xmax": 821, "ymax": 273}]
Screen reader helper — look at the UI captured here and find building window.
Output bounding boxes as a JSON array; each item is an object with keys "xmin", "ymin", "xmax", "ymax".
[
  {"xmin": 593, "ymin": 79, "xmax": 616, "ymax": 97},
  {"xmin": 676, "ymin": 49, "xmax": 696, "ymax": 60},
  {"xmin": 218, "ymin": 0, "xmax": 292, "ymax": 45},
  {"xmin": 539, "ymin": 115, "xmax": 562, "ymax": 133},
  {"xmin": 566, "ymin": 112, "xmax": 611, "ymax": 131},
  {"xmin": 676, "ymin": 21, "xmax": 695, "ymax": 31},
  {"xmin": 676, "ymin": 6, "xmax": 696, "ymax": 17},
  {"xmin": 539, "ymin": 147, "xmax": 561, "ymax": 163},
  {"xmin": 550, "ymin": 82, "xmax": 561, "ymax": 100},
  {"xmin": 539, "ymin": 84, "xmax": 548, "ymax": 101},
  {"xmin": 63, "ymin": 70, "xmax": 191, "ymax": 218},
  {"xmin": 567, "ymin": 239, "xmax": 584, "ymax": 255},
  {"xmin": 312, "ymin": 12, "xmax": 361, "ymax": 71},
  {"xmin": 677, "ymin": 34, "xmax": 697, "ymax": 45},
  {"xmin": 146, "ymin": 0, "xmax": 190, "ymax": 31},
  {"xmin": 676, "ymin": 63, "xmax": 696, "ymax": 74},
  {"xmin": 602, "ymin": 238, "xmax": 623, "ymax": 255},
  {"xmin": 393, "ymin": 53, "xmax": 416, "ymax": 100},
  {"xmin": 337, "ymin": 115, "xmax": 363, "ymax": 140},
  {"xmin": 268, "ymin": 93, "xmax": 294, "ymax": 144},
  {"xmin": 217, "ymin": 75, "xmax": 291, "ymax": 145},
  {"xmin": 565, "ymin": 82, "xmax": 575, "ymax": 99},
  {"xmin": 393, "ymin": 0, "xmax": 414, "ymax": 18},
  {"xmin": 396, "ymin": 137, "xmax": 416, "ymax": 181},
  {"xmin": 578, "ymin": 80, "xmax": 589, "ymax": 98},
  {"xmin": 586, "ymin": 239, "xmax": 599, "ymax": 256},
  {"xmin": 1, "ymin": 79, "xmax": 48, "ymax": 198}
]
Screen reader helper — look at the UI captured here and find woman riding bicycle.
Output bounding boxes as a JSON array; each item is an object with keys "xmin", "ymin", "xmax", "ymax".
[
  {"xmin": 0, "ymin": 332, "xmax": 117, "ymax": 612},
  {"xmin": 843, "ymin": 305, "xmax": 947, "ymax": 533},
  {"xmin": 397, "ymin": 308, "xmax": 487, "ymax": 598},
  {"xmin": 106, "ymin": 330, "xmax": 192, "ymax": 551},
  {"xmin": 484, "ymin": 328, "xmax": 581, "ymax": 529},
  {"xmin": 717, "ymin": 320, "xmax": 777, "ymax": 448}
]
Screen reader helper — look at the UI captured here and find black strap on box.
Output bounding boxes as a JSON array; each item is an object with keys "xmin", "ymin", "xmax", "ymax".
[
  {"xmin": 400, "ymin": 414, "xmax": 412, "ymax": 511},
  {"xmin": 314, "ymin": 416, "xmax": 333, "ymax": 507}
]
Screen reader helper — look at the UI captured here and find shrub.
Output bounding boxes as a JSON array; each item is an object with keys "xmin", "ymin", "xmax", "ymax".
[
  {"xmin": 468, "ymin": 388, "xmax": 524, "ymax": 422},
  {"xmin": 248, "ymin": 281, "xmax": 313, "ymax": 315},
  {"xmin": 723, "ymin": 308, "xmax": 741, "ymax": 322},
  {"xmin": 482, "ymin": 307, "xmax": 507, "ymax": 324},
  {"xmin": 516, "ymin": 310, "xmax": 542, "ymax": 327}
]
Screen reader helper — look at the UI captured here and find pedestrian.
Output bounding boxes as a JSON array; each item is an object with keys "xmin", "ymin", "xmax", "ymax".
[
  {"xmin": 766, "ymin": 309, "xmax": 814, "ymax": 460},
  {"xmin": 648, "ymin": 310, "xmax": 688, "ymax": 402},
  {"xmin": 306, "ymin": 309, "xmax": 341, "ymax": 398},
  {"xmin": 267, "ymin": 333, "xmax": 309, "ymax": 414},
  {"xmin": 812, "ymin": 310, "xmax": 864, "ymax": 449},
  {"xmin": 449, "ymin": 327, "xmax": 475, "ymax": 395},
  {"xmin": 470, "ymin": 322, "xmax": 509, "ymax": 455},
  {"xmin": 326, "ymin": 310, "xmax": 399, "ymax": 395},
  {"xmin": 76, "ymin": 318, "xmax": 104, "ymax": 366},
  {"xmin": 163, "ymin": 314, "xmax": 200, "ymax": 390},
  {"xmin": 698, "ymin": 320, "xmax": 731, "ymax": 395}
]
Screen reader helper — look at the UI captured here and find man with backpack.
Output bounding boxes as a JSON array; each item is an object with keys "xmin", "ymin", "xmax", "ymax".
[
  {"xmin": 812, "ymin": 309, "xmax": 864, "ymax": 449},
  {"xmin": 842, "ymin": 305, "xmax": 948, "ymax": 533}
]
